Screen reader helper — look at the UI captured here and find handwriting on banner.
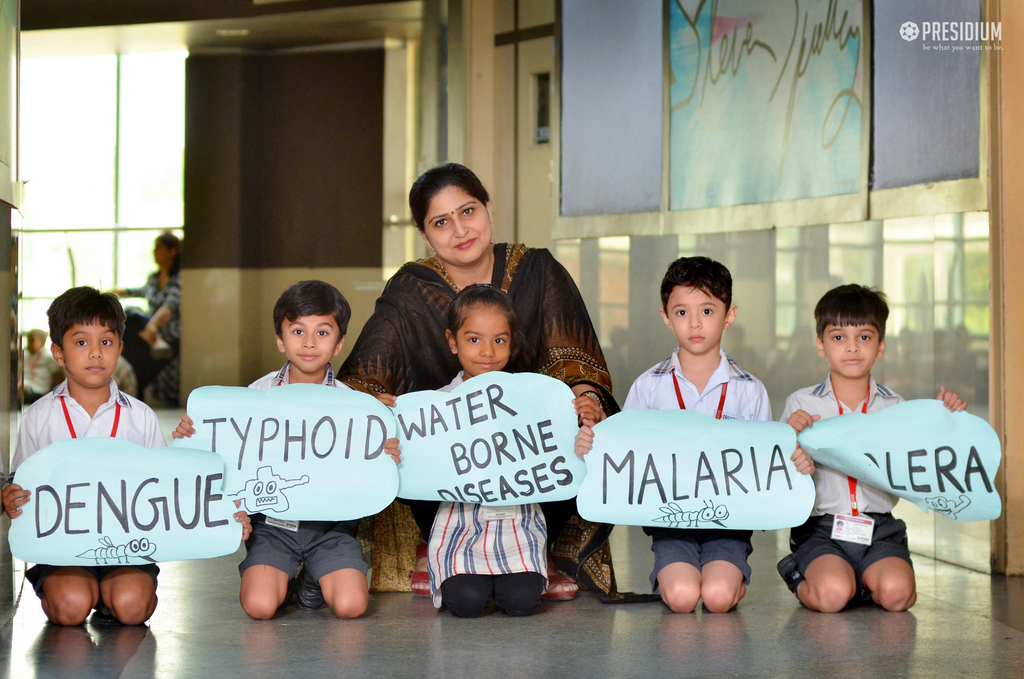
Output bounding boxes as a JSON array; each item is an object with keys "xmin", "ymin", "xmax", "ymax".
[
  {"xmin": 173, "ymin": 384, "xmax": 399, "ymax": 521},
  {"xmin": 796, "ymin": 399, "xmax": 1001, "ymax": 521},
  {"xmin": 9, "ymin": 439, "xmax": 240, "ymax": 566},
  {"xmin": 576, "ymin": 410, "xmax": 814, "ymax": 530},
  {"xmin": 393, "ymin": 372, "xmax": 585, "ymax": 506}
]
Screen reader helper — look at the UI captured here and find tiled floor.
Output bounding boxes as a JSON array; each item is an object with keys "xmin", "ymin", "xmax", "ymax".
[{"xmin": 1, "ymin": 412, "xmax": 1023, "ymax": 677}]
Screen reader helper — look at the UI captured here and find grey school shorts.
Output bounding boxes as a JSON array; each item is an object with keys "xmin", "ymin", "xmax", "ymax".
[
  {"xmin": 239, "ymin": 515, "xmax": 367, "ymax": 583},
  {"xmin": 27, "ymin": 563, "xmax": 160, "ymax": 598},
  {"xmin": 643, "ymin": 527, "xmax": 754, "ymax": 589},
  {"xmin": 777, "ymin": 512, "xmax": 912, "ymax": 598}
]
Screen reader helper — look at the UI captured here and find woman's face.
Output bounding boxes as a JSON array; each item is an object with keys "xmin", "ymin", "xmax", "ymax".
[
  {"xmin": 154, "ymin": 242, "xmax": 176, "ymax": 271},
  {"xmin": 420, "ymin": 186, "xmax": 492, "ymax": 269}
]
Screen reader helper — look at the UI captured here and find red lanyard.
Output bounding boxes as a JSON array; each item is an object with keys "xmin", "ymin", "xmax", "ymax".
[
  {"xmin": 672, "ymin": 373, "xmax": 728, "ymax": 420},
  {"xmin": 60, "ymin": 395, "xmax": 121, "ymax": 439},
  {"xmin": 836, "ymin": 393, "xmax": 868, "ymax": 516}
]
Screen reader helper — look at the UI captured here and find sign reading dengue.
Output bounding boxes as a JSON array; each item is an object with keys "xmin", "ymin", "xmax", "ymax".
[
  {"xmin": 393, "ymin": 372, "xmax": 584, "ymax": 506},
  {"xmin": 576, "ymin": 411, "xmax": 814, "ymax": 531},
  {"xmin": 797, "ymin": 400, "xmax": 1002, "ymax": 521},
  {"xmin": 9, "ymin": 439, "xmax": 241, "ymax": 567},
  {"xmin": 173, "ymin": 384, "xmax": 399, "ymax": 521}
]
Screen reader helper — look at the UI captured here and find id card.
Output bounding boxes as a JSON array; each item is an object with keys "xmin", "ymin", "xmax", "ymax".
[
  {"xmin": 483, "ymin": 506, "xmax": 519, "ymax": 521},
  {"xmin": 265, "ymin": 517, "xmax": 300, "ymax": 532},
  {"xmin": 831, "ymin": 514, "xmax": 873, "ymax": 545}
]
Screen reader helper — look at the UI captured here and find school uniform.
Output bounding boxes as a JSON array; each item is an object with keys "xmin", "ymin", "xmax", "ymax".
[
  {"xmin": 12, "ymin": 380, "xmax": 165, "ymax": 596},
  {"xmin": 427, "ymin": 372, "xmax": 548, "ymax": 616},
  {"xmin": 623, "ymin": 348, "xmax": 770, "ymax": 589},
  {"xmin": 777, "ymin": 375, "xmax": 912, "ymax": 599},
  {"xmin": 238, "ymin": 362, "xmax": 368, "ymax": 587}
]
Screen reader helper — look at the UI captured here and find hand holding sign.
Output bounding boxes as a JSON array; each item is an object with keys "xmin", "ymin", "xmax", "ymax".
[
  {"xmin": 9, "ymin": 439, "xmax": 241, "ymax": 566},
  {"xmin": 174, "ymin": 384, "xmax": 400, "ymax": 521},
  {"xmin": 796, "ymin": 399, "xmax": 1001, "ymax": 521},
  {"xmin": 393, "ymin": 372, "xmax": 585, "ymax": 506},
  {"xmin": 576, "ymin": 410, "xmax": 815, "ymax": 530}
]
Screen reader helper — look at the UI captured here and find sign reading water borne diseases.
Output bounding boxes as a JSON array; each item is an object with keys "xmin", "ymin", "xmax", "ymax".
[
  {"xmin": 9, "ymin": 440, "xmax": 241, "ymax": 566},
  {"xmin": 797, "ymin": 400, "xmax": 1002, "ymax": 521},
  {"xmin": 576, "ymin": 410, "xmax": 815, "ymax": 531},
  {"xmin": 393, "ymin": 372, "xmax": 585, "ymax": 506},
  {"xmin": 174, "ymin": 384, "xmax": 400, "ymax": 521}
]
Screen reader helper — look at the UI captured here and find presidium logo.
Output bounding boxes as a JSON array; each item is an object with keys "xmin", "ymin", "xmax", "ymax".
[{"xmin": 899, "ymin": 20, "xmax": 1003, "ymax": 51}]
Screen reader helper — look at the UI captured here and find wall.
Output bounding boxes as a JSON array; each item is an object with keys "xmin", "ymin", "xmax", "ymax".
[{"xmin": 181, "ymin": 49, "xmax": 388, "ymax": 394}]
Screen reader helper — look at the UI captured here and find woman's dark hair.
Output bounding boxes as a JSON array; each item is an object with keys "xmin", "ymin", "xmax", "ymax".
[
  {"xmin": 446, "ymin": 284, "xmax": 528, "ymax": 370},
  {"xmin": 273, "ymin": 280, "xmax": 352, "ymax": 338},
  {"xmin": 156, "ymin": 232, "xmax": 182, "ymax": 275},
  {"xmin": 660, "ymin": 256, "xmax": 732, "ymax": 311},
  {"xmin": 48, "ymin": 286, "xmax": 126, "ymax": 346},
  {"xmin": 814, "ymin": 284, "xmax": 889, "ymax": 340},
  {"xmin": 409, "ymin": 163, "xmax": 491, "ymax": 231}
]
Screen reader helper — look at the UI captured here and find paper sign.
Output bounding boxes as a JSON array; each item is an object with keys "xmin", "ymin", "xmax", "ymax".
[
  {"xmin": 393, "ymin": 372, "xmax": 585, "ymax": 506},
  {"xmin": 173, "ymin": 384, "xmax": 399, "ymax": 521},
  {"xmin": 9, "ymin": 439, "xmax": 240, "ymax": 566},
  {"xmin": 576, "ymin": 410, "xmax": 815, "ymax": 530},
  {"xmin": 797, "ymin": 400, "xmax": 1002, "ymax": 521}
]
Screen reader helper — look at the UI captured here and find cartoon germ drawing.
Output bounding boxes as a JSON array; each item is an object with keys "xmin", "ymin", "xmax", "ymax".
[
  {"xmin": 924, "ymin": 494, "xmax": 972, "ymax": 518},
  {"xmin": 229, "ymin": 466, "xmax": 310, "ymax": 513},
  {"xmin": 77, "ymin": 536, "xmax": 158, "ymax": 565},
  {"xmin": 652, "ymin": 499, "xmax": 730, "ymax": 529}
]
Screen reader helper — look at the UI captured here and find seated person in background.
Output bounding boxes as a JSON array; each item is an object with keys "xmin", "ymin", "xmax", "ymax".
[
  {"xmin": 778, "ymin": 284, "xmax": 966, "ymax": 613},
  {"xmin": 577, "ymin": 257, "xmax": 814, "ymax": 613},
  {"xmin": 175, "ymin": 280, "xmax": 399, "ymax": 620},
  {"xmin": 22, "ymin": 328, "xmax": 61, "ymax": 404}
]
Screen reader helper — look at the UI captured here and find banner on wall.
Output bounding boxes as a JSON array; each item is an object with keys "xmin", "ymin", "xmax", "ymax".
[
  {"xmin": 797, "ymin": 400, "xmax": 1002, "ymax": 521},
  {"xmin": 576, "ymin": 410, "xmax": 815, "ymax": 530},
  {"xmin": 9, "ymin": 440, "xmax": 241, "ymax": 566},
  {"xmin": 393, "ymin": 372, "xmax": 585, "ymax": 506},
  {"xmin": 174, "ymin": 385, "xmax": 400, "ymax": 521},
  {"xmin": 668, "ymin": 0, "xmax": 864, "ymax": 209}
]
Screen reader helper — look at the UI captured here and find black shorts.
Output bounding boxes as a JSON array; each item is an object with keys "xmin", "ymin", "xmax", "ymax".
[
  {"xmin": 777, "ymin": 513, "xmax": 912, "ymax": 599},
  {"xmin": 239, "ymin": 515, "xmax": 367, "ymax": 582},
  {"xmin": 644, "ymin": 527, "xmax": 754, "ymax": 589},
  {"xmin": 26, "ymin": 563, "xmax": 160, "ymax": 598}
]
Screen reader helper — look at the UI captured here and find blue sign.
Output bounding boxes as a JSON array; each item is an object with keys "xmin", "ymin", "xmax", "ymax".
[
  {"xmin": 393, "ymin": 372, "xmax": 585, "ymax": 506},
  {"xmin": 9, "ymin": 439, "xmax": 241, "ymax": 566},
  {"xmin": 797, "ymin": 400, "xmax": 1001, "ymax": 521},
  {"xmin": 173, "ymin": 384, "xmax": 399, "ymax": 521},
  {"xmin": 576, "ymin": 410, "xmax": 814, "ymax": 530}
]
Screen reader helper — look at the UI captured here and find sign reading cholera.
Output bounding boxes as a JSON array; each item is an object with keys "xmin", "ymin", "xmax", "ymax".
[
  {"xmin": 797, "ymin": 400, "xmax": 1002, "ymax": 521},
  {"xmin": 9, "ymin": 439, "xmax": 241, "ymax": 566},
  {"xmin": 393, "ymin": 372, "xmax": 584, "ymax": 505},
  {"xmin": 174, "ymin": 384, "xmax": 399, "ymax": 521},
  {"xmin": 576, "ymin": 411, "xmax": 814, "ymax": 531}
]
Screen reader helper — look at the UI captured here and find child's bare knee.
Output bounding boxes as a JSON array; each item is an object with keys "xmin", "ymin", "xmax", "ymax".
[
  {"xmin": 45, "ymin": 591, "xmax": 94, "ymax": 626},
  {"xmin": 240, "ymin": 591, "xmax": 281, "ymax": 620},
  {"xmin": 803, "ymin": 577, "xmax": 855, "ymax": 613},
  {"xmin": 701, "ymin": 581, "xmax": 742, "ymax": 613},
  {"xmin": 874, "ymin": 579, "xmax": 916, "ymax": 612},
  {"xmin": 326, "ymin": 587, "xmax": 368, "ymax": 619},
  {"xmin": 660, "ymin": 581, "xmax": 700, "ymax": 614},
  {"xmin": 108, "ymin": 592, "xmax": 156, "ymax": 625}
]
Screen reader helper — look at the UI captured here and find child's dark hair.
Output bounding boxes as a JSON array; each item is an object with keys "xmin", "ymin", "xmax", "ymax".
[
  {"xmin": 47, "ymin": 286, "xmax": 126, "ymax": 346},
  {"xmin": 409, "ymin": 163, "xmax": 491, "ymax": 231},
  {"xmin": 446, "ymin": 284, "xmax": 527, "ymax": 369},
  {"xmin": 815, "ymin": 284, "xmax": 889, "ymax": 339},
  {"xmin": 660, "ymin": 256, "xmax": 732, "ymax": 310},
  {"xmin": 273, "ymin": 280, "xmax": 351, "ymax": 338}
]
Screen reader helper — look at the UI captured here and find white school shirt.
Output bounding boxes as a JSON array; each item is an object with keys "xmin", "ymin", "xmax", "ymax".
[
  {"xmin": 12, "ymin": 380, "xmax": 166, "ymax": 473},
  {"xmin": 426, "ymin": 371, "xmax": 548, "ymax": 607},
  {"xmin": 623, "ymin": 348, "xmax": 772, "ymax": 423},
  {"xmin": 248, "ymin": 361, "xmax": 343, "ymax": 390},
  {"xmin": 780, "ymin": 375, "xmax": 904, "ymax": 516}
]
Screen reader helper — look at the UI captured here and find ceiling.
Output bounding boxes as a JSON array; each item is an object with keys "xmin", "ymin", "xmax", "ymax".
[{"xmin": 22, "ymin": 1, "xmax": 423, "ymax": 58}]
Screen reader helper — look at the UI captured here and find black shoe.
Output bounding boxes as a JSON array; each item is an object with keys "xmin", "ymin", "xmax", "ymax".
[
  {"xmin": 295, "ymin": 565, "xmax": 324, "ymax": 610},
  {"xmin": 777, "ymin": 553, "xmax": 803, "ymax": 596},
  {"xmin": 90, "ymin": 603, "xmax": 119, "ymax": 624}
]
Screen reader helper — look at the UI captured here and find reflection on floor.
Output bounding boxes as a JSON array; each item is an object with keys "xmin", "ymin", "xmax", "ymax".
[
  {"xmin": 3, "ymin": 526, "xmax": 1024, "ymax": 679},
  {"xmin": 2, "ymin": 411, "xmax": 1023, "ymax": 677}
]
